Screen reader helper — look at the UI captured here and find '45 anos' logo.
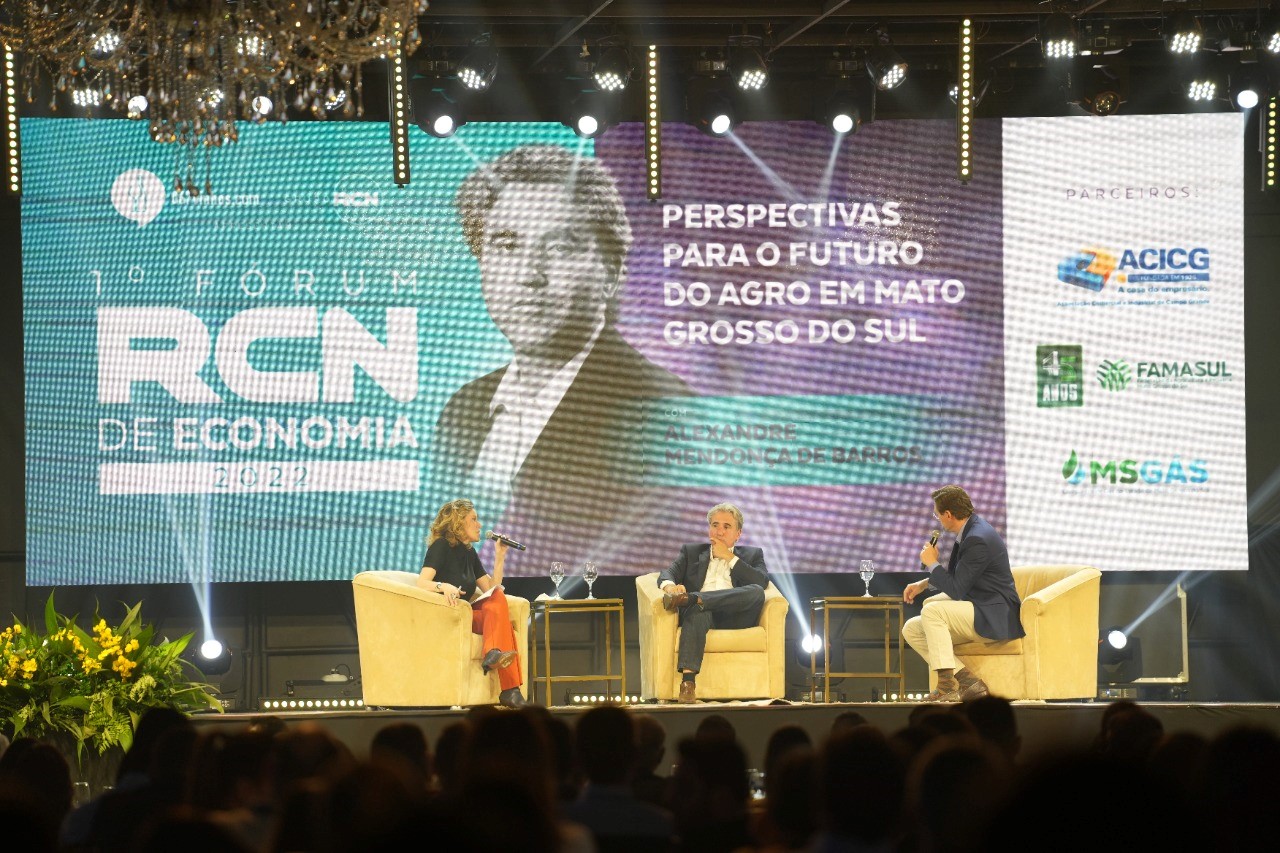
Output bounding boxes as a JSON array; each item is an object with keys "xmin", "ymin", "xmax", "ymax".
[{"xmin": 1062, "ymin": 450, "xmax": 1208, "ymax": 485}]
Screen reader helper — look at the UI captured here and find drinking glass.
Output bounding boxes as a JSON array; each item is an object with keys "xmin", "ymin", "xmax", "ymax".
[
  {"xmin": 583, "ymin": 562, "xmax": 598, "ymax": 599},
  {"xmin": 72, "ymin": 781, "xmax": 91, "ymax": 807},
  {"xmin": 549, "ymin": 561, "xmax": 565, "ymax": 599},
  {"xmin": 859, "ymin": 559, "xmax": 876, "ymax": 597}
]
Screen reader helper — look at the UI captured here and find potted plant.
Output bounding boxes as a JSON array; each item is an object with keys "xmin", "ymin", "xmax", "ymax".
[{"xmin": 0, "ymin": 593, "xmax": 221, "ymax": 786}]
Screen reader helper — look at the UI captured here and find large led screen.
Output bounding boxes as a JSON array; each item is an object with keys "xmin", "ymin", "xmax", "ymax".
[{"xmin": 21, "ymin": 114, "xmax": 1247, "ymax": 584}]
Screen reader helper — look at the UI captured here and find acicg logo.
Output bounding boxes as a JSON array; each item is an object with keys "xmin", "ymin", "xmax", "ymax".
[{"xmin": 1061, "ymin": 450, "xmax": 1208, "ymax": 485}]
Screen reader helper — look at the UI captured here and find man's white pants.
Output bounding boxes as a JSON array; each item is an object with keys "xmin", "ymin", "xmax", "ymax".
[{"xmin": 901, "ymin": 593, "xmax": 985, "ymax": 671}]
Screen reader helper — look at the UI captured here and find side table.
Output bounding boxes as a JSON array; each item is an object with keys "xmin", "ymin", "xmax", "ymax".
[
  {"xmin": 529, "ymin": 598, "xmax": 626, "ymax": 706},
  {"xmin": 809, "ymin": 596, "xmax": 905, "ymax": 702}
]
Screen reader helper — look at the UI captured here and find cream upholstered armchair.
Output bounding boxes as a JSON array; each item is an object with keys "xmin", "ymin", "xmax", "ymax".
[
  {"xmin": 947, "ymin": 565, "xmax": 1102, "ymax": 700},
  {"xmin": 636, "ymin": 571, "xmax": 789, "ymax": 701},
  {"xmin": 352, "ymin": 570, "xmax": 529, "ymax": 707}
]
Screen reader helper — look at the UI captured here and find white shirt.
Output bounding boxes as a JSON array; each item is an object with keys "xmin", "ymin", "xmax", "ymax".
[
  {"xmin": 702, "ymin": 554, "xmax": 737, "ymax": 591},
  {"xmin": 662, "ymin": 551, "xmax": 738, "ymax": 592},
  {"xmin": 465, "ymin": 321, "xmax": 604, "ymax": 503}
]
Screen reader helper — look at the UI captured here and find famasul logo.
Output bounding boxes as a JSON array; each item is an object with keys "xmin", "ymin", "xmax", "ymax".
[
  {"xmin": 1061, "ymin": 449, "xmax": 1208, "ymax": 485},
  {"xmin": 110, "ymin": 169, "xmax": 165, "ymax": 228},
  {"xmin": 1096, "ymin": 359, "xmax": 1131, "ymax": 391}
]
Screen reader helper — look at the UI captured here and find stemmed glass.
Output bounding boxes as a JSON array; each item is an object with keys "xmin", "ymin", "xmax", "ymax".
[
  {"xmin": 549, "ymin": 561, "xmax": 565, "ymax": 599},
  {"xmin": 859, "ymin": 559, "xmax": 876, "ymax": 597},
  {"xmin": 583, "ymin": 562, "xmax": 598, "ymax": 599}
]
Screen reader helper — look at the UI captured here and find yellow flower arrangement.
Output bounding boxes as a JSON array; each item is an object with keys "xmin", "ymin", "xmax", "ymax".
[{"xmin": 0, "ymin": 593, "xmax": 222, "ymax": 759}]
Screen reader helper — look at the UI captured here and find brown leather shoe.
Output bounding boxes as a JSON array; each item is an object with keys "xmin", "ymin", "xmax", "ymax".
[
  {"xmin": 960, "ymin": 678, "xmax": 990, "ymax": 701},
  {"xmin": 663, "ymin": 591, "xmax": 689, "ymax": 612},
  {"xmin": 920, "ymin": 686, "xmax": 962, "ymax": 703},
  {"xmin": 678, "ymin": 680, "xmax": 697, "ymax": 703}
]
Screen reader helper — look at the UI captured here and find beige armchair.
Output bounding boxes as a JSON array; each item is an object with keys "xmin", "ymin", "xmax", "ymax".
[
  {"xmin": 352, "ymin": 570, "xmax": 529, "ymax": 707},
  {"xmin": 636, "ymin": 571, "xmax": 789, "ymax": 701},
  {"xmin": 948, "ymin": 565, "xmax": 1102, "ymax": 700}
]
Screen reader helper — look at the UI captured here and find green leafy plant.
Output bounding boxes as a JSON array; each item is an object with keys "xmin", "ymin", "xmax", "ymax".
[{"xmin": 0, "ymin": 593, "xmax": 221, "ymax": 761}]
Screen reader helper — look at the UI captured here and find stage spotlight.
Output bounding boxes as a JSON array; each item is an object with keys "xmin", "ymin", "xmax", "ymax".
[
  {"xmin": 866, "ymin": 44, "xmax": 907, "ymax": 90},
  {"xmin": 1230, "ymin": 69, "xmax": 1267, "ymax": 110},
  {"xmin": 729, "ymin": 43, "xmax": 769, "ymax": 91},
  {"xmin": 593, "ymin": 46, "xmax": 632, "ymax": 92},
  {"xmin": 689, "ymin": 88, "xmax": 738, "ymax": 137},
  {"xmin": 198, "ymin": 638, "xmax": 234, "ymax": 676},
  {"xmin": 458, "ymin": 39, "xmax": 498, "ymax": 91},
  {"xmin": 412, "ymin": 80, "xmax": 466, "ymax": 138},
  {"xmin": 948, "ymin": 76, "xmax": 991, "ymax": 106},
  {"xmin": 1074, "ymin": 63, "xmax": 1128, "ymax": 117},
  {"xmin": 1187, "ymin": 78, "xmax": 1217, "ymax": 101},
  {"xmin": 796, "ymin": 632, "xmax": 826, "ymax": 670},
  {"xmin": 1265, "ymin": 13, "xmax": 1280, "ymax": 54},
  {"xmin": 563, "ymin": 90, "xmax": 616, "ymax": 138},
  {"xmin": 1098, "ymin": 625, "xmax": 1143, "ymax": 684},
  {"xmin": 1165, "ymin": 11, "xmax": 1203, "ymax": 55},
  {"xmin": 821, "ymin": 89, "xmax": 862, "ymax": 134},
  {"xmin": 1042, "ymin": 13, "xmax": 1078, "ymax": 60}
]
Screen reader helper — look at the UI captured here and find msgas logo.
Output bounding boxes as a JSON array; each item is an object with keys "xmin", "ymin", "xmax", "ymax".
[
  {"xmin": 110, "ymin": 169, "xmax": 166, "ymax": 228},
  {"xmin": 1057, "ymin": 245, "xmax": 1211, "ymax": 290},
  {"xmin": 1036, "ymin": 345, "xmax": 1083, "ymax": 407},
  {"xmin": 1061, "ymin": 450, "xmax": 1208, "ymax": 486}
]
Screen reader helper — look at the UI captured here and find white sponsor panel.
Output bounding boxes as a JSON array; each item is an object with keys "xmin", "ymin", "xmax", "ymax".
[{"xmin": 1002, "ymin": 114, "xmax": 1247, "ymax": 571}]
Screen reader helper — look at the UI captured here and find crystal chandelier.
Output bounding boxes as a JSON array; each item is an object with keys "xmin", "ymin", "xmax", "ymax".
[{"xmin": 0, "ymin": 1, "xmax": 426, "ymax": 193}]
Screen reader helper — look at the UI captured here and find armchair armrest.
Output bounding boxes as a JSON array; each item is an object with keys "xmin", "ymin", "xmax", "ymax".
[{"xmin": 1021, "ymin": 567, "xmax": 1103, "ymax": 618}]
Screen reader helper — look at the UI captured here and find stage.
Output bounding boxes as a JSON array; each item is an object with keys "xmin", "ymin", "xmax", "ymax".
[{"xmin": 188, "ymin": 700, "xmax": 1280, "ymax": 767}]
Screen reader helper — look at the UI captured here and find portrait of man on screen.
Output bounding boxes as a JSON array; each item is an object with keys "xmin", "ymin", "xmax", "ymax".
[{"xmin": 430, "ymin": 144, "xmax": 692, "ymax": 545}]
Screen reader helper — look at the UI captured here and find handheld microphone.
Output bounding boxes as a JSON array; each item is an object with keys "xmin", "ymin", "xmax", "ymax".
[
  {"xmin": 928, "ymin": 529, "xmax": 941, "ymax": 547},
  {"xmin": 487, "ymin": 531, "xmax": 527, "ymax": 551}
]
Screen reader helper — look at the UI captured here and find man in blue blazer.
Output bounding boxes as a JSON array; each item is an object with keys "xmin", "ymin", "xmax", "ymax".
[
  {"xmin": 902, "ymin": 485, "xmax": 1024, "ymax": 702},
  {"xmin": 657, "ymin": 503, "xmax": 768, "ymax": 703}
]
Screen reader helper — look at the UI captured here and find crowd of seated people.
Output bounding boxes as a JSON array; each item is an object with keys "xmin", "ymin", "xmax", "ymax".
[{"xmin": 0, "ymin": 697, "xmax": 1277, "ymax": 852}]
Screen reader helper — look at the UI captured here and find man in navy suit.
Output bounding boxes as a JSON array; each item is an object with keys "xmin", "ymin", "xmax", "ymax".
[
  {"xmin": 902, "ymin": 485, "xmax": 1024, "ymax": 702},
  {"xmin": 657, "ymin": 503, "xmax": 768, "ymax": 703}
]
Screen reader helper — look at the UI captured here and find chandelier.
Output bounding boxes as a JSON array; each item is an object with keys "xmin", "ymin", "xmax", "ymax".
[{"xmin": 0, "ymin": 1, "xmax": 426, "ymax": 193}]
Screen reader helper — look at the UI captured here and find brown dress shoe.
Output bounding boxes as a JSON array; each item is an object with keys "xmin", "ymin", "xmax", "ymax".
[
  {"xmin": 678, "ymin": 680, "xmax": 697, "ymax": 703},
  {"xmin": 920, "ymin": 686, "xmax": 962, "ymax": 703},
  {"xmin": 663, "ymin": 591, "xmax": 689, "ymax": 612},
  {"xmin": 960, "ymin": 678, "xmax": 990, "ymax": 701}
]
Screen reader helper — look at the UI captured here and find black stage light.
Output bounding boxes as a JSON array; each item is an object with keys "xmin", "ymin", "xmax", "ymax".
[
  {"xmin": 1264, "ymin": 12, "xmax": 1280, "ymax": 54},
  {"xmin": 1074, "ymin": 63, "xmax": 1128, "ymax": 117},
  {"xmin": 197, "ymin": 638, "xmax": 234, "ymax": 677},
  {"xmin": 1165, "ymin": 11, "xmax": 1203, "ymax": 55},
  {"xmin": 689, "ymin": 87, "xmax": 738, "ymax": 137},
  {"xmin": 563, "ymin": 89, "xmax": 616, "ymax": 139},
  {"xmin": 458, "ymin": 40, "xmax": 498, "ymax": 91},
  {"xmin": 866, "ymin": 44, "xmax": 907, "ymax": 90},
  {"xmin": 1042, "ymin": 13, "xmax": 1079, "ymax": 60},
  {"xmin": 948, "ymin": 76, "xmax": 991, "ymax": 106},
  {"xmin": 729, "ymin": 43, "xmax": 769, "ymax": 91},
  {"xmin": 823, "ymin": 90, "xmax": 861, "ymax": 134},
  {"xmin": 411, "ymin": 79, "xmax": 466, "ymax": 138},
  {"xmin": 1098, "ymin": 626, "xmax": 1143, "ymax": 684},
  {"xmin": 592, "ymin": 46, "xmax": 633, "ymax": 93}
]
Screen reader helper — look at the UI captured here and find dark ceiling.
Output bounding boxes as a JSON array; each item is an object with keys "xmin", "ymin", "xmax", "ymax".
[{"xmin": 405, "ymin": 1, "xmax": 1280, "ymax": 122}]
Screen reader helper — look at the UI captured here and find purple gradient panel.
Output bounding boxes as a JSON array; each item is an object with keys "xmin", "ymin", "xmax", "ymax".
[{"xmin": 498, "ymin": 121, "xmax": 1008, "ymax": 576}]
